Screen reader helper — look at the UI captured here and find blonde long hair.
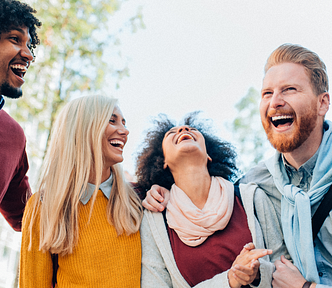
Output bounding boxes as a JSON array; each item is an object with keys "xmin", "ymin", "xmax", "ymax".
[{"xmin": 27, "ymin": 95, "xmax": 142, "ymax": 255}]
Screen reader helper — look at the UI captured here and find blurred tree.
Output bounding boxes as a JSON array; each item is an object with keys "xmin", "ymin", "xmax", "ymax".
[
  {"xmin": 230, "ymin": 87, "xmax": 272, "ymax": 174},
  {"xmin": 5, "ymin": 0, "xmax": 144, "ymax": 188}
]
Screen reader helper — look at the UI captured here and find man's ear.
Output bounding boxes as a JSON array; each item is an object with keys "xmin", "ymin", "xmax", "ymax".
[
  {"xmin": 318, "ymin": 92, "xmax": 330, "ymax": 116},
  {"xmin": 207, "ymin": 155, "xmax": 212, "ymax": 162},
  {"xmin": 163, "ymin": 162, "xmax": 168, "ymax": 170}
]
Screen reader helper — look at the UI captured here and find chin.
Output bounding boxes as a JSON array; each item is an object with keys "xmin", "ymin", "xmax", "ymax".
[{"xmin": 1, "ymin": 82, "xmax": 23, "ymax": 99}]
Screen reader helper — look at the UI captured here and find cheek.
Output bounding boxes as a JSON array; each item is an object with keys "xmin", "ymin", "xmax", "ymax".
[{"xmin": 259, "ymin": 100, "xmax": 268, "ymax": 118}]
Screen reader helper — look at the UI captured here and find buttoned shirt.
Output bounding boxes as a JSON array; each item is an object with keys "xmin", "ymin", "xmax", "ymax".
[
  {"xmin": 240, "ymin": 151, "xmax": 332, "ymax": 287},
  {"xmin": 80, "ymin": 174, "xmax": 113, "ymax": 204}
]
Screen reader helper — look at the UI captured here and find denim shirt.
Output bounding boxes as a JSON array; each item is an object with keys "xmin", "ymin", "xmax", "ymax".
[
  {"xmin": 0, "ymin": 95, "xmax": 4, "ymax": 110},
  {"xmin": 80, "ymin": 174, "xmax": 113, "ymax": 204},
  {"xmin": 240, "ymin": 153, "xmax": 332, "ymax": 287}
]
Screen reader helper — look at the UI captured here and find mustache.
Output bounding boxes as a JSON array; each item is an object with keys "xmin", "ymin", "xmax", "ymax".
[{"xmin": 266, "ymin": 108, "xmax": 295, "ymax": 118}]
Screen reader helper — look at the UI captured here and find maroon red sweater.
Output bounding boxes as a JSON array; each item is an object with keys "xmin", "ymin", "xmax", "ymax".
[
  {"xmin": 167, "ymin": 196, "xmax": 252, "ymax": 286},
  {"xmin": 0, "ymin": 109, "xmax": 31, "ymax": 231}
]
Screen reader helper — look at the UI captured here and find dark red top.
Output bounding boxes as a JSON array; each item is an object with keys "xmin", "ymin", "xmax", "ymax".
[
  {"xmin": 167, "ymin": 196, "xmax": 252, "ymax": 286},
  {"xmin": 0, "ymin": 109, "xmax": 31, "ymax": 231}
]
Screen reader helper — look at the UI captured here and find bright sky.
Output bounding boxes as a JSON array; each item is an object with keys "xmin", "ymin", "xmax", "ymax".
[
  {"xmin": 109, "ymin": 0, "xmax": 332, "ymax": 175},
  {"xmin": 22, "ymin": 0, "xmax": 332, "ymax": 178}
]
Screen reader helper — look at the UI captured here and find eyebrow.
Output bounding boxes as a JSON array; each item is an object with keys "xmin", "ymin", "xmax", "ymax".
[
  {"xmin": 9, "ymin": 28, "xmax": 32, "ymax": 44},
  {"xmin": 111, "ymin": 113, "xmax": 126, "ymax": 125}
]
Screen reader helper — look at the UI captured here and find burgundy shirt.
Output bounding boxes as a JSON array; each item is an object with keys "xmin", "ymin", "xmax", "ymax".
[
  {"xmin": 167, "ymin": 196, "xmax": 252, "ymax": 286},
  {"xmin": 0, "ymin": 110, "xmax": 31, "ymax": 231}
]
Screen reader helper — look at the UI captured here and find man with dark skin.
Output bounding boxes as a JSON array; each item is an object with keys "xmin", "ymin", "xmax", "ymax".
[{"xmin": 0, "ymin": 0, "xmax": 41, "ymax": 231}]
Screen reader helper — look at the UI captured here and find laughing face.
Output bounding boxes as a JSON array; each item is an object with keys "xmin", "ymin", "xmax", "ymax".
[
  {"xmin": 102, "ymin": 106, "xmax": 129, "ymax": 168},
  {"xmin": 260, "ymin": 62, "xmax": 321, "ymax": 153},
  {"xmin": 162, "ymin": 125, "xmax": 209, "ymax": 170},
  {"xmin": 0, "ymin": 26, "xmax": 33, "ymax": 98}
]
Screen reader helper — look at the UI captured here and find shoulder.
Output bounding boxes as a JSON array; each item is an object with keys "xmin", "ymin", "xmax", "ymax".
[{"xmin": 0, "ymin": 109, "xmax": 25, "ymax": 136}]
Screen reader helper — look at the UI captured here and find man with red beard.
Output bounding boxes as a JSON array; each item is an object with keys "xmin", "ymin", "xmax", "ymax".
[
  {"xmin": 0, "ymin": 0, "xmax": 41, "ymax": 231},
  {"xmin": 240, "ymin": 44, "xmax": 331, "ymax": 288},
  {"xmin": 142, "ymin": 44, "xmax": 332, "ymax": 288}
]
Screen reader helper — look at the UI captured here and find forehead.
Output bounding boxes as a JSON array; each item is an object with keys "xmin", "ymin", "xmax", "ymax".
[
  {"xmin": 112, "ymin": 105, "xmax": 124, "ymax": 116},
  {"xmin": 262, "ymin": 62, "xmax": 310, "ymax": 88}
]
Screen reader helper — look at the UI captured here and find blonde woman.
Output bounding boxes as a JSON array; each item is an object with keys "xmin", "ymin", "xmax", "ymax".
[{"xmin": 19, "ymin": 95, "xmax": 143, "ymax": 287}]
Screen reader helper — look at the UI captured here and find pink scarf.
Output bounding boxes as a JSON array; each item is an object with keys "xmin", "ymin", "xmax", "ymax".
[{"xmin": 166, "ymin": 176, "xmax": 234, "ymax": 247}]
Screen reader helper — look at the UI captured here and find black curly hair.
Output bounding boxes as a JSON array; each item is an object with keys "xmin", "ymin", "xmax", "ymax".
[
  {"xmin": 0, "ymin": 0, "xmax": 41, "ymax": 57},
  {"xmin": 136, "ymin": 112, "xmax": 238, "ymax": 194}
]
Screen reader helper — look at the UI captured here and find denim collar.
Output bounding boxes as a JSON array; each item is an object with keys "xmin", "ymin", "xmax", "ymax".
[
  {"xmin": 80, "ymin": 173, "xmax": 113, "ymax": 205},
  {"xmin": 0, "ymin": 95, "xmax": 4, "ymax": 110}
]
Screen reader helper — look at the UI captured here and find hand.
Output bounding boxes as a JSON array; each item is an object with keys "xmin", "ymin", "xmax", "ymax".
[
  {"xmin": 272, "ymin": 255, "xmax": 316, "ymax": 288},
  {"xmin": 142, "ymin": 184, "xmax": 170, "ymax": 212},
  {"xmin": 228, "ymin": 243, "xmax": 272, "ymax": 288}
]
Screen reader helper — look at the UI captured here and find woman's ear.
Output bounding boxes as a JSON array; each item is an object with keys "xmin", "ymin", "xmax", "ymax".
[
  {"xmin": 163, "ymin": 162, "xmax": 168, "ymax": 169},
  {"xmin": 207, "ymin": 155, "xmax": 212, "ymax": 162}
]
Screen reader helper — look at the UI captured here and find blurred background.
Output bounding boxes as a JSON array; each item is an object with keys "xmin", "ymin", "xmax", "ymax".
[{"xmin": 2, "ymin": 0, "xmax": 332, "ymax": 286}]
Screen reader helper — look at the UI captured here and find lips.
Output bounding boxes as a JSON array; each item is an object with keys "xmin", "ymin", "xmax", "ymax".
[
  {"xmin": 270, "ymin": 114, "xmax": 294, "ymax": 128},
  {"xmin": 10, "ymin": 63, "xmax": 28, "ymax": 80},
  {"xmin": 176, "ymin": 133, "xmax": 194, "ymax": 144},
  {"xmin": 109, "ymin": 139, "xmax": 125, "ymax": 150}
]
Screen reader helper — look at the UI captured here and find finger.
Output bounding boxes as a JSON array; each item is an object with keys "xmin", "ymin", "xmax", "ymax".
[
  {"xmin": 231, "ymin": 265, "xmax": 256, "ymax": 285},
  {"xmin": 248, "ymin": 249, "xmax": 273, "ymax": 260},
  {"xmin": 280, "ymin": 255, "xmax": 297, "ymax": 270},
  {"xmin": 150, "ymin": 185, "xmax": 165, "ymax": 202},
  {"xmin": 250, "ymin": 259, "xmax": 260, "ymax": 269},
  {"xmin": 240, "ymin": 243, "xmax": 255, "ymax": 254},
  {"xmin": 142, "ymin": 199, "xmax": 162, "ymax": 212}
]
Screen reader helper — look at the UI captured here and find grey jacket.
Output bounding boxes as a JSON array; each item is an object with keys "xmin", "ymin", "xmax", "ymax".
[{"xmin": 140, "ymin": 183, "xmax": 275, "ymax": 288}]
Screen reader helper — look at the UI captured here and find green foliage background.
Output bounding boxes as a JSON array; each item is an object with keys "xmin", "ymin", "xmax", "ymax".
[{"xmin": 5, "ymin": 0, "xmax": 144, "ymax": 188}]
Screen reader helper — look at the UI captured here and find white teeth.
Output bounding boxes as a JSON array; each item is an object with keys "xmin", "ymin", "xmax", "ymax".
[
  {"xmin": 177, "ymin": 133, "xmax": 194, "ymax": 144},
  {"xmin": 10, "ymin": 64, "xmax": 27, "ymax": 71},
  {"xmin": 110, "ymin": 140, "xmax": 124, "ymax": 148},
  {"xmin": 271, "ymin": 115, "xmax": 293, "ymax": 121}
]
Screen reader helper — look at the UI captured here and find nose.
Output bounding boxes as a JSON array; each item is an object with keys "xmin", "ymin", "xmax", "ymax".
[
  {"xmin": 20, "ymin": 45, "xmax": 34, "ymax": 62},
  {"xmin": 118, "ymin": 125, "xmax": 129, "ymax": 136},
  {"xmin": 176, "ymin": 125, "xmax": 190, "ymax": 133},
  {"xmin": 270, "ymin": 91, "xmax": 286, "ymax": 109}
]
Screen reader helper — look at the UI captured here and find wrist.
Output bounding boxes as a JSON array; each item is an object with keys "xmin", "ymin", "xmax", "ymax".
[{"xmin": 302, "ymin": 281, "xmax": 312, "ymax": 288}]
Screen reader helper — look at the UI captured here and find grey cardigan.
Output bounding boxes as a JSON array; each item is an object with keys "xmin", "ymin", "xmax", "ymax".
[{"xmin": 140, "ymin": 183, "xmax": 275, "ymax": 288}]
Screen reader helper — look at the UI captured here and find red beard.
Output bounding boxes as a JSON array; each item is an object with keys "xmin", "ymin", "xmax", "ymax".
[{"xmin": 262, "ymin": 105, "xmax": 317, "ymax": 153}]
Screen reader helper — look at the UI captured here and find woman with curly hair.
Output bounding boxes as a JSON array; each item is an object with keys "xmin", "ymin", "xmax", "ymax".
[
  {"xmin": 20, "ymin": 95, "xmax": 143, "ymax": 287},
  {"xmin": 136, "ymin": 113, "xmax": 274, "ymax": 288}
]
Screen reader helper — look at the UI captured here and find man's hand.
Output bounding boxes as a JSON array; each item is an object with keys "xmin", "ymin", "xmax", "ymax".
[
  {"xmin": 228, "ymin": 243, "xmax": 272, "ymax": 288},
  {"xmin": 142, "ymin": 184, "xmax": 170, "ymax": 212},
  {"xmin": 272, "ymin": 255, "xmax": 316, "ymax": 288}
]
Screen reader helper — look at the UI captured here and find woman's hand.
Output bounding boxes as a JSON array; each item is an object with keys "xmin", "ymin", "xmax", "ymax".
[
  {"xmin": 228, "ymin": 243, "xmax": 272, "ymax": 288},
  {"xmin": 142, "ymin": 185, "xmax": 170, "ymax": 212}
]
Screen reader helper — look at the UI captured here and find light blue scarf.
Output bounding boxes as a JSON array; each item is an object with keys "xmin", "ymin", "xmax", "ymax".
[{"xmin": 265, "ymin": 120, "xmax": 332, "ymax": 283}]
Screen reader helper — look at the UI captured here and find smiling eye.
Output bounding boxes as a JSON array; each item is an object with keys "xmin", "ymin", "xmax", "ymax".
[
  {"xmin": 9, "ymin": 36, "xmax": 19, "ymax": 43},
  {"xmin": 283, "ymin": 87, "xmax": 296, "ymax": 93},
  {"xmin": 109, "ymin": 119, "xmax": 115, "ymax": 124}
]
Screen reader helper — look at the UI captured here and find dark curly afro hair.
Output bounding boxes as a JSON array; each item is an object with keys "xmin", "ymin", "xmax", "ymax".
[
  {"xmin": 136, "ymin": 112, "xmax": 238, "ymax": 195},
  {"xmin": 0, "ymin": 0, "xmax": 41, "ymax": 57}
]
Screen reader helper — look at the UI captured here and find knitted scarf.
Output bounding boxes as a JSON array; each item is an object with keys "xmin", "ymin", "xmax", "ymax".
[
  {"xmin": 265, "ymin": 120, "xmax": 332, "ymax": 283},
  {"xmin": 166, "ymin": 176, "xmax": 234, "ymax": 247}
]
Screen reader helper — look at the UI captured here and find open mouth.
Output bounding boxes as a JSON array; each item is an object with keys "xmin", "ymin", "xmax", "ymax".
[
  {"xmin": 271, "ymin": 115, "xmax": 294, "ymax": 128},
  {"xmin": 110, "ymin": 140, "xmax": 124, "ymax": 149},
  {"xmin": 10, "ymin": 64, "xmax": 27, "ymax": 79},
  {"xmin": 177, "ymin": 133, "xmax": 194, "ymax": 144}
]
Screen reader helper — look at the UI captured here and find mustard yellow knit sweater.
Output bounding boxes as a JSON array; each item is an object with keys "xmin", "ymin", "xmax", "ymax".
[{"xmin": 19, "ymin": 191, "xmax": 141, "ymax": 287}]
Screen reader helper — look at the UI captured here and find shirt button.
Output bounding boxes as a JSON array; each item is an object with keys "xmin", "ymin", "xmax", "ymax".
[{"xmin": 319, "ymin": 272, "xmax": 323, "ymax": 277}]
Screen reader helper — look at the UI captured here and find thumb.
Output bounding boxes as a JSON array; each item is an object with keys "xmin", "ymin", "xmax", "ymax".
[{"xmin": 280, "ymin": 255, "xmax": 297, "ymax": 270}]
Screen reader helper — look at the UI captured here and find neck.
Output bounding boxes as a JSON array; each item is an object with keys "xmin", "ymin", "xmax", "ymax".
[
  {"xmin": 171, "ymin": 165, "xmax": 211, "ymax": 209},
  {"xmin": 89, "ymin": 167, "xmax": 111, "ymax": 184},
  {"xmin": 283, "ymin": 123, "xmax": 324, "ymax": 170}
]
